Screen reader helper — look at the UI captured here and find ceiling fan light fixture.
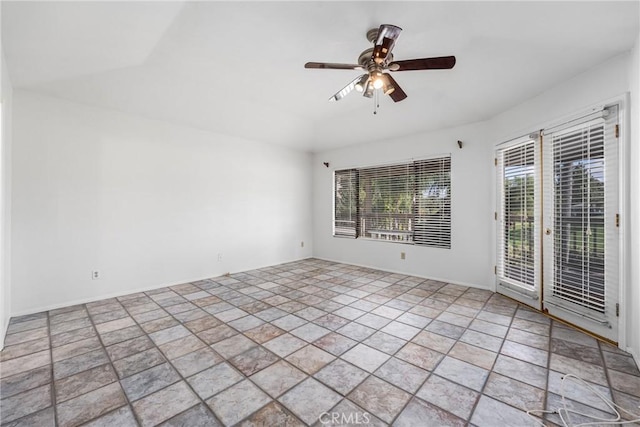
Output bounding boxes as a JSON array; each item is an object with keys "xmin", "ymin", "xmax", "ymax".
[
  {"xmin": 373, "ymin": 25, "xmax": 402, "ymax": 64},
  {"xmin": 373, "ymin": 40, "xmax": 392, "ymax": 64},
  {"xmin": 304, "ymin": 24, "xmax": 455, "ymax": 104},
  {"xmin": 363, "ymin": 80, "xmax": 374, "ymax": 98},
  {"xmin": 372, "ymin": 71, "xmax": 384, "ymax": 89},
  {"xmin": 381, "ymin": 73, "xmax": 395, "ymax": 95},
  {"xmin": 376, "ymin": 25, "xmax": 402, "ymax": 45},
  {"xmin": 354, "ymin": 74, "xmax": 369, "ymax": 92}
]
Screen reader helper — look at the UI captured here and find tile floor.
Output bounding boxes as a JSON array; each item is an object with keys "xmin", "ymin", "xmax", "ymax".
[{"xmin": 1, "ymin": 258, "xmax": 639, "ymax": 426}]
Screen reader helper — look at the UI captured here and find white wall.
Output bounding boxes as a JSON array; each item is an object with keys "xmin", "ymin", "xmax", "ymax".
[
  {"xmin": 11, "ymin": 91, "xmax": 313, "ymax": 315},
  {"xmin": 627, "ymin": 35, "xmax": 640, "ymax": 363},
  {"xmin": 313, "ymin": 120, "xmax": 494, "ymax": 289},
  {"xmin": 1, "ymin": 48, "xmax": 14, "ymax": 349}
]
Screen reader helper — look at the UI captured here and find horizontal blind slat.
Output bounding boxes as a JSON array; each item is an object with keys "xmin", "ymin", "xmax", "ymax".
[
  {"xmin": 414, "ymin": 156, "xmax": 451, "ymax": 248},
  {"xmin": 497, "ymin": 139, "xmax": 536, "ymax": 288},
  {"xmin": 360, "ymin": 162, "xmax": 414, "ymax": 242},
  {"xmin": 550, "ymin": 122, "xmax": 607, "ymax": 313},
  {"xmin": 334, "ymin": 157, "xmax": 452, "ymax": 248},
  {"xmin": 334, "ymin": 169, "xmax": 358, "ymax": 238}
]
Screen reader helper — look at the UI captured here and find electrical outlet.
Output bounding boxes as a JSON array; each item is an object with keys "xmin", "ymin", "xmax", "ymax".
[
  {"xmin": 301, "ymin": 241, "xmax": 304, "ymax": 248},
  {"xmin": 400, "ymin": 252, "xmax": 406, "ymax": 260},
  {"xmin": 92, "ymin": 270, "xmax": 100, "ymax": 280},
  {"xmin": 217, "ymin": 253, "xmax": 222, "ymax": 262}
]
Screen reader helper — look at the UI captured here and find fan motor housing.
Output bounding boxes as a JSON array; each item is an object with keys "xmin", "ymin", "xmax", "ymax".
[
  {"xmin": 357, "ymin": 48, "xmax": 374, "ymax": 66},
  {"xmin": 359, "ymin": 49, "xmax": 393, "ymax": 66}
]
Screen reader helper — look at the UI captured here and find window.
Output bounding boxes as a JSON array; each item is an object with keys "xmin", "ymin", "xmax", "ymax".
[
  {"xmin": 359, "ymin": 162, "xmax": 413, "ymax": 242},
  {"xmin": 333, "ymin": 156, "xmax": 451, "ymax": 248},
  {"xmin": 334, "ymin": 169, "xmax": 358, "ymax": 237},
  {"xmin": 414, "ymin": 157, "xmax": 452, "ymax": 248}
]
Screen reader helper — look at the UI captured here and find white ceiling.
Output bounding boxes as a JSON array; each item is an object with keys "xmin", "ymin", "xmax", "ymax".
[{"xmin": 2, "ymin": 1, "xmax": 639, "ymax": 152}]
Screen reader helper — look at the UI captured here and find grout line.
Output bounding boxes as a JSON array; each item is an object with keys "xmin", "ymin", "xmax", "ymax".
[
  {"xmin": 467, "ymin": 296, "xmax": 518, "ymax": 423},
  {"xmin": 542, "ymin": 318, "xmax": 554, "ymax": 425},
  {"xmin": 0, "ymin": 317, "xmax": 55, "ymax": 425},
  {"xmin": 83, "ymin": 303, "xmax": 145, "ymax": 427},
  {"xmin": 48, "ymin": 310, "xmax": 58, "ymax": 427},
  {"xmin": 403, "ymin": 291, "xmax": 500, "ymax": 425},
  {"xmin": 597, "ymin": 338, "xmax": 617, "ymax": 409},
  {"xmin": 116, "ymin": 295, "xmax": 226, "ymax": 427},
  {"xmin": 121, "ymin": 270, "xmax": 333, "ymax": 425}
]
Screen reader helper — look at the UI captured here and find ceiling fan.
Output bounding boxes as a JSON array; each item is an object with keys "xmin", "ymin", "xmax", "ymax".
[{"xmin": 305, "ymin": 24, "xmax": 456, "ymax": 103}]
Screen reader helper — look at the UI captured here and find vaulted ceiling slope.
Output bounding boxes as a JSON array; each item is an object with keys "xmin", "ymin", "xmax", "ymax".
[{"xmin": 2, "ymin": 1, "xmax": 638, "ymax": 152}]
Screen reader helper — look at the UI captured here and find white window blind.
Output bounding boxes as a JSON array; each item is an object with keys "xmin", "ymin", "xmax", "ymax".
[
  {"xmin": 414, "ymin": 157, "xmax": 451, "ymax": 248},
  {"xmin": 497, "ymin": 139, "xmax": 537, "ymax": 289},
  {"xmin": 334, "ymin": 169, "xmax": 358, "ymax": 237},
  {"xmin": 333, "ymin": 155, "xmax": 452, "ymax": 248},
  {"xmin": 548, "ymin": 120, "xmax": 607, "ymax": 312},
  {"xmin": 359, "ymin": 163, "xmax": 413, "ymax": 242}
]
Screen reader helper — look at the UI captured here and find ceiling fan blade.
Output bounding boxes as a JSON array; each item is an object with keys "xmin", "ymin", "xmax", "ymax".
[
  {"xmin": 388, "ymin": 56, "xmax": 456, "ymax": 71},
  {"xmin": 372, "ymin": 24, "xmax": 402, "ymax": 64},
  {"xmin": 330, "ymin": 74, "xmax": 368, "ymax": 101},
  {"xmin": 305, "ymin": 62, "xmax": 364, "ymax": 70},
  {"xmin": 385, "ymin": 73, "xmax": 407, "ymax": 102}
]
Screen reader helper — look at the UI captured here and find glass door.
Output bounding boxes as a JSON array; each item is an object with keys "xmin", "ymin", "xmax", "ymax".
[
  {"xmin": 542, "ymin": 106, "xmax": 619, "ymax": 341},
  {"xmin": 496, "ymin": 135, "xmax": 541, "ymax": 308}
]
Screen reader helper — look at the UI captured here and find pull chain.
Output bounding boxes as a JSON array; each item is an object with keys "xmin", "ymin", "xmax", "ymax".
[{"xmin": 373, "ymin": 89, "xmax": 380, "ymax": 115}]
